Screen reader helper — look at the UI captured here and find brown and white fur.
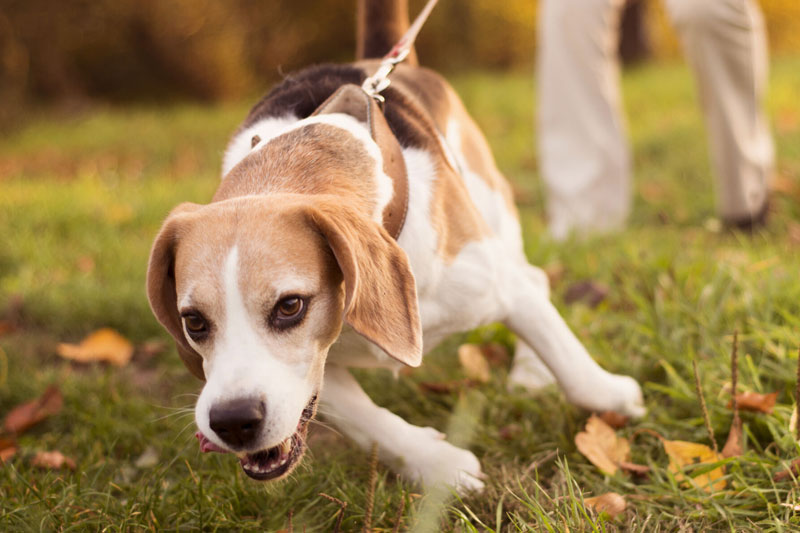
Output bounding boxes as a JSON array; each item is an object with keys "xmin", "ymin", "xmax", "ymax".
[{"xmin": 146, "ymin": 0, "xmax": 644, "ymax": 495}]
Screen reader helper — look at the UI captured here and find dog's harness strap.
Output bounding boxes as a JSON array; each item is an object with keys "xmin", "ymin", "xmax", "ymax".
[
  {"xmin": 361, "ymin": 0, "xmax": 439, "ymax": 103},
  {"xmin": 312, "ymin": 85, "xmax": 409, "ymax": 240}
]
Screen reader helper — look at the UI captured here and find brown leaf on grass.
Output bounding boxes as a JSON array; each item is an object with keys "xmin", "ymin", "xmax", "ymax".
[
  {"xmin": 574, "ymin": 415, "xmax": 630, "ymax": 475},
  {"xmin": 721, "ymin": 416, "xmax": 743, "ymax": 458},
  {"xmin": 618, "ymin": 461, "xmax": 651, "ymax": 475},
  {"xmin": 31, "ymin": 450, "xmax": 76, "ymax": 471},
  {"xmin": 76, "ymin": 256, "xmax": 95, "ymax": 273},
  {"xmin": 662, "ymin": 440, "xmax": 726, "ymax": 492},
  {"xmin": 480, "ymin": 342, "xmax": 509, "ymax": 367},
  {"xmin": 726, "ymin": 391, "xmax": 778, "ymax": 414},
  {"xmin": 137, "ymin": 340, "xmax": 167, "ymax": 361},
  {"xmin": 0, "ymin": 437, "xmax": 17, "ymax": 462},
  {"xmin": 57, "ymin": 328, "xmax": 133, "ymax": 367},
  {"xmin": 3, "ymin": 385, "xmax": 63, "ymax": 434},
  {"xmin": 599, "ymin": 411, "xmax": 630, "ymax": 429},
  {"xmin": 457, "ymin": 344, "xmax": 490, "ymax": 383},
  {"xmin": 789, "ymin": 223, "xmax": 800, "ymax": 246},
  {"xmin": 563, "ymin": 280, "xmax": 609, "ymax": 308},
  {"xmin": 584, "ymin": 492, "xmax": 626, "ymax": 519},
  {"xmin": 773, "ymin": 174, "xmax": 798, "ymax": 196},
  {"xmin": 774, "ymin": 459, "xmax": 800, "ymax": 482},
  {"xmin": 0, "ymin": 320, "xmax": 15, "ymax": 336}
]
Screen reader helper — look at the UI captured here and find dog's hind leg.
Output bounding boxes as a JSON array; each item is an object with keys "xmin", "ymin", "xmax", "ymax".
[
  {"xmin": 507, "ymin": 264, "xmax": 557, "ymax": 391},
  {"xmin": 509, "ymin": 342, "xmax": 557, "ymax": 391},
  {"xmin": 502, "ymin": 266, "xmax": 645, "ymax": 417},
  {"xmin": 320, "ymin": 365, "xmax": 485, "ymax": 495}
]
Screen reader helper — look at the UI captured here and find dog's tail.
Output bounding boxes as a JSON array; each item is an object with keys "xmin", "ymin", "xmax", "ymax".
[{"xmin": 356, "ymin": 0, "xmax": 418, "ymax": 66}]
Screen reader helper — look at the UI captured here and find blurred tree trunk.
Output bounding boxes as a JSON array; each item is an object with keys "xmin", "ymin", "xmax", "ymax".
[{"xmin": 619, "ymin": 0, "xmax": 651, "ymax": 66}]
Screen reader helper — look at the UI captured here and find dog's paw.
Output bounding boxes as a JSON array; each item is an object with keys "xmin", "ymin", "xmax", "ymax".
[
  {"xmin": 567, "ymin": 372, "xmax": 646, "ymax": 418},
  {"xmin": 397, "ymin": 428, "xmax": 485, "ymax": 495}
]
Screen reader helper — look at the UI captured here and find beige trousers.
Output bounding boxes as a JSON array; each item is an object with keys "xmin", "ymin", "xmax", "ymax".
[{"xmin": 538, "ymin": 0, "xmax": 774, "ymax": 240}]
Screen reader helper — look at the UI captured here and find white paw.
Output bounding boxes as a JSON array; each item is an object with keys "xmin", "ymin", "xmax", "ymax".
[
  {"xmin": 397, "ymin": 428, "xmax": 485, "ymax": 495},
  {"xmin": 567, "ymin": 372, "xmax": 646, "ymax": 418}
]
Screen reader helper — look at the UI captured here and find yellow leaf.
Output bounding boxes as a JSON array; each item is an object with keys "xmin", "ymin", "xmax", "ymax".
[
  {"xmin": 662, "ymin": 440, "xmax": 726, "ymax": 492},
  {"xmin": 574, "ymin": 415, "xmax": 630, "ymax": 475},
  {"xmin": 57, "ymin": 328, "xmax": 134, "ymax": 366},
  {"xmin": 457, "ymin": 344, "xmax": 490, "ymax": 383},
  {"xmin": 584, "ymin": 492, "xmax": 626, "ymax": 519}
]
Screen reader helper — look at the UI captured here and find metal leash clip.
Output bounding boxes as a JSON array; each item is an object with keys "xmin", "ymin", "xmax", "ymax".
[
  {"xmin": 361, "ymin": 48, "xmax": 411, "ymax": 103},
  {"xmin": 360, "ymin": 0, "xmax": 439, "ymax": 104}
]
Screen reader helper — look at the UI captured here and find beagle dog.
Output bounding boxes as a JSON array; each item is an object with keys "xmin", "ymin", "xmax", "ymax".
[{"xmin": 146, "ymin": 0, "xmax": 644, "ymax": 494}]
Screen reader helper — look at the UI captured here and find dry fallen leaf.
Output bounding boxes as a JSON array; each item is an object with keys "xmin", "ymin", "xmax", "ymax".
[
  {"xmin": 618, "ymin": 461, "xmax": 651, "ymax": 475},
  {"xmin": 0, "ymin": 437, "xmax": 17, "ymax": 462},
  {"xmin": 3, "ymin": 385, "xmax": 63, "ymax": 434},
  {"xmin": 774, "ymin": 459, "xmax": 800, "ymax": 482},
  {"xmin": 480, "ymin": 342, "xmax": 509, "ymax": 368},
  {"xmin": 663, "ymin": 440, "xmax": 726, "ymax": 492},
  {"xmin": 599, "ymin": 411, "xmax": 630, "ymax": 429},
  {"xmin": 789, "ymin": 223, "xmax": 800, "ymax": 246},
  {"xmin": 584, "ymin": 492, "xmax": 626, "ymax": 519},
  {"xmin": 726, "ymin": 391, "xmax": 778, "ymax": 414},
  {"xmin": 57, "ymin": 328, "xmax": 134, "ymax": 366},
  {"xmin": 563, "ymin": 280, "xmax": 609, "ymax": 308},
  {"xmin": 76, "ymin": 256, "xmax": 95, "ymax": 273},
  {"xmin": 721, "ymin": 416, "xmax": 743, "ymax": 458},
  {"xmin": 574, "ymin": 415, "xmax": 630, "ymax": 475},
  {"xmin": 32, "ymin": 450, "xmax": 76, "ymax": 471},
  {"xmin": 0, "ymin": 320, "xmax": 15, "ymax": 336},
  {"xmin": 137, "ymin": 340, "xmax": 167, "ymax": 361},
  {"xmin": 457, "ymin": 344, "xmax": 490, "ymax": 383}
]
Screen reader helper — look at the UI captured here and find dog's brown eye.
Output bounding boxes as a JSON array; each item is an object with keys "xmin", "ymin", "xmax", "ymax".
[
  {"xmin": 271, "ymin": 296, "xmax": 307, "ymax": 330},
  {"xmin": 277, "ymin": 297, "xmax": 303, "ymax": 318},
  {"xmin": 182, "ymin": 312, "xmax": 209, "ymax": 340}
]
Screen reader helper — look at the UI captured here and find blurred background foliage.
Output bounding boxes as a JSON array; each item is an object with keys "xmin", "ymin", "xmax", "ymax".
[{"xmin": 0, "ymin": 0, "xmax": 798, "ymax": 116}]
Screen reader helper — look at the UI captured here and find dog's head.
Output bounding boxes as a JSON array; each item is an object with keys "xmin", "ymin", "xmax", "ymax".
[{"xmin": 146, "ymin": 192, "xmax": 421, "ymax": 479}]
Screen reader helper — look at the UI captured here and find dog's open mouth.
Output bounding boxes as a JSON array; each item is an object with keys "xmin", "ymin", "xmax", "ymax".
[{"xmin": 195, "ymin": 395, "xmax": 317, "ymax": 481}]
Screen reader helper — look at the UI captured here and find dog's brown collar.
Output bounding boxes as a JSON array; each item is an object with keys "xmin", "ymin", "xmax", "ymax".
[{"xmin": 311, "ymin": 85, "xmax": 409, "ymax": 240}]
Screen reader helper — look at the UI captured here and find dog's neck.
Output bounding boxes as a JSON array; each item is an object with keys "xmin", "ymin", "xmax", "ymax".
[{"xmin": 213, "ymin": 113, "xmax": 406, "ymax": 237}]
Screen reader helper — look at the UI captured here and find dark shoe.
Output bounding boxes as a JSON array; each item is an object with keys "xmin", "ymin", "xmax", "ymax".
[{"xmin": 723, "ymin": 196, "xmax": 770, "ymax": 233}]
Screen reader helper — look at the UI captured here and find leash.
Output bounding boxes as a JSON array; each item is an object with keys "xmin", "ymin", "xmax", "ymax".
[{"xmin": 361, "ymin": 0, "xmax": 440, "ymax": 103}]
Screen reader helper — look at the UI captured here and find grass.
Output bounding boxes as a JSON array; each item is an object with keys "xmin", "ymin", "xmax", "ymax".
[{"xmin": 1, "ymin": 56, "xmax": 800, "ymax": 531}]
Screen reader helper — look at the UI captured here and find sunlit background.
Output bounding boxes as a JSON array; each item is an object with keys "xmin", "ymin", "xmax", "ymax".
[{"xmin": 2, "ymin": 0, "xmax": 798, "ymax": 117}]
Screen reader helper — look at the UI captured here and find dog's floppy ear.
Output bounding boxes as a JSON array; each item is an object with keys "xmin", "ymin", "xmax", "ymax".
[
  {"xmin": 304, "ymin": 200, "xmax": 422, "ymax": 367},
  {"xmin": 313, "ymin": 85, "xmax": 409, "ymax": 239},
  {"xmin": 146, "ymin": 202, "xmax": 206, "ymax": 380}
]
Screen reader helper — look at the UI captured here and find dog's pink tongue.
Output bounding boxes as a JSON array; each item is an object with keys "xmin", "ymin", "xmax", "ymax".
[{"xmin": 195, "ymin": 431, "xmax": 229, "ymax": 453}]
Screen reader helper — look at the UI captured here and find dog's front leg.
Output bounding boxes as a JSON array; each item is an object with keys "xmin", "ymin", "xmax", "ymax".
[
  {"xmin": 320, "ymin": 365, "xmax": 485, "ymax": 494},
  {"xmin": 504, "ymin": 269, "xmax": 645, "ymax": 417}
]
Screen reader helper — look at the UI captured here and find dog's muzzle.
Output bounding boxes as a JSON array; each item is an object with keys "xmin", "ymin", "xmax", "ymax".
[{"xmin": 196, "ymin": 395, "xmax": 318, "ymax": 481}]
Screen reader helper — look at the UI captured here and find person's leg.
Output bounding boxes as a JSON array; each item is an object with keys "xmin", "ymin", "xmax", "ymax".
[
  {"xmin": 537, "ymin": 0, "xmax": 630, "ymax": 241},
  {"xmin": 665, "ymin": 0, "xmax": 774, "ymax": 224}
]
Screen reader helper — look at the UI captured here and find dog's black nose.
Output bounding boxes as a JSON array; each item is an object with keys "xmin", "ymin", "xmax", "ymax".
[{"xmin": 209, "ymin": 398, "xmax": 265, "ymax": 448}]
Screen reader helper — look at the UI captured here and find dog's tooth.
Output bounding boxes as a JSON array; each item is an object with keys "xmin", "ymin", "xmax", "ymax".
[{"xmin": 280, "ymin": 439, "xmax": 292, "ymax": 455}]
